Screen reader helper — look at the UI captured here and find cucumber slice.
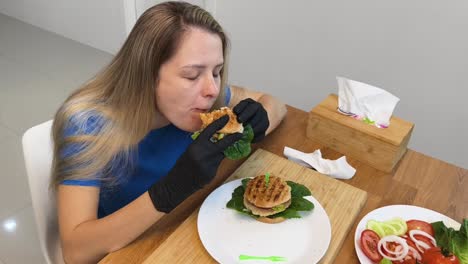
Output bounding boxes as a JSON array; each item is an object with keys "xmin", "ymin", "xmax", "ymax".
[
  {"xmin": 380, "ymin": 222, "xmax": 398, "ymax": 236},
  {"xmin": 386, "ymin": 217, "xmax": 407, "ymax": 236},
  {"xmin": 366, "ymin": 217, "xmax": 407, "ymax": 237},
  {"xmin": 367, "ymin": 220, "xmax": 386, "ymax": 238}
]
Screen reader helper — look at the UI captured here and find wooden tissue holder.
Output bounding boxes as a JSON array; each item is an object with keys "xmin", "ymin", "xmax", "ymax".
[{"xmin": 306, "ymin": 94, "xmax": 414, "ymax": 173}]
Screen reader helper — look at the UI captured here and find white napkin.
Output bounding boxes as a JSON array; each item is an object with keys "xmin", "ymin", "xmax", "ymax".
[
  {"xmin": 283, "ymin": 147, "xmax": 356, "ymax": 180},
  {"xmin": 337, "ymin": 76, "xmax": 400, "ymax": 128}
]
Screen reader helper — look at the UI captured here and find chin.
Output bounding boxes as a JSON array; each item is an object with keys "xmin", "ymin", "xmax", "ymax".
[
  {"xmin": 174, "ymin": 118, "xmax": 201, "ymax": 132},
  {"xmin": 182, "ymin": 125, "xmax": 198, "ymax": 133}
]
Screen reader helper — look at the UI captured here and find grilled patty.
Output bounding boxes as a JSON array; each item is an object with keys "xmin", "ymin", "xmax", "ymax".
[
  {"xmin": 244, "ymin": 197, "xmax": 291, "ymax": 216},
  {"xmin": 244, "ymin": 175, "xmax": 291, "ymax": 208}
]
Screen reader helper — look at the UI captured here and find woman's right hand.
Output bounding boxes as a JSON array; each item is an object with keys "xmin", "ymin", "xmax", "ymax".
[{"xmin": 148, "ymin": 115, "xmax": 242, "ymax": 213}]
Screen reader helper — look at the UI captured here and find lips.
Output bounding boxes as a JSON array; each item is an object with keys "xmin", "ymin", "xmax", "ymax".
[{"xmin": 193, "ymin": 108, "xmax": 209, "ymax": 113}]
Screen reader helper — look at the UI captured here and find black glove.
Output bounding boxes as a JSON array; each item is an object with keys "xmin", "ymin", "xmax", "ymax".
[
  {"xmin": 148, "ymin": 115, "xmax": 242, "ymax": 213},
  {"xmin": 233, "ymin": 98, "xmax": 269, "ymax": 143}
]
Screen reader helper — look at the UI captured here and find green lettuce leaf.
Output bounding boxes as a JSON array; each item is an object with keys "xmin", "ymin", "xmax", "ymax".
[
  {"xmin": 223, "ymin": 125, "xmax": 254, "ymax": 160},
  {"xmin": 191, "ymin": 125, "xmax": 254, "ymax": 160},
  {"xmin": 287, "ymin": 181, "xmax": 312, "ymax": 197},
  {"xmin": 226, "ymin": 178, "xmax": 314, "ymax": 220},
  {"xmin": 241, "ymin": 178, "xmax": 250, "ymax": 189},
  {"xmin": 191, "ymin": 131, "xmax": 201, "ymax": 140},
  {"xmin": 226, "ymin": 185, "xmax": 255, "ymax": 217},
  {"xmin": 432, "ymin": 219, "xmax": 468, "ymax": 264},
  {"xmin": 289, "ymin": 196, "xmax": 315, "ymax": 211}
]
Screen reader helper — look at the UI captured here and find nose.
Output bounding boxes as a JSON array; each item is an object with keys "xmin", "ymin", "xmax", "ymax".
[{"xmin": 201, "ymin": 74, "xmax": 219, "ymax": 98}]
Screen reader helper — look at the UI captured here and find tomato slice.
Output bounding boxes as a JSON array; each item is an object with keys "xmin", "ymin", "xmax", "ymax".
[
  {"xmin": 360, "ymin": 229, "xmax": 383, "ymax": 262},
  {"xmin": 422, "ymin": 247, "xmax": 460, "ymax": 264},
  {"xmin": 402, "ymin": 236, "xmax": 422, "ymax": 257},
  {"xmin": 403, "ymin": 236, "xmax": 417, "ymax": 249},
  {"xmin": 406, "ymin": 219, "xmax": 434, "ymax": 237},
  {"xmin": 393, "ymin": 257, "xmax": 418, "ymax": 264},
  {"xmin": 413, "ymin": 234, "xmax": 436, "ymax": 253}
]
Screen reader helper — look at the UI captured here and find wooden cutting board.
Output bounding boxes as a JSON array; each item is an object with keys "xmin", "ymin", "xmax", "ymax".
[{"xmin": 143, "ymin": 149, "xmax": 368, "ymax": 264}]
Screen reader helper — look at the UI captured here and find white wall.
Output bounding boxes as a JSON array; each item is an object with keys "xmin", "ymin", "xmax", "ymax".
[
  {"xmin": 1, "ymin": 0, "xmax": 466, "ymax": 168},
  {"xmin": 0, "ymin": 0, "xmax": 127, "ymax": 54},
  {"xmin": 0, "ymin": 0, "xmax": 212, "ymax": 53},
  {"xmin": 215, "ymin": 1, "xmax": 468, "ymax": 168}
]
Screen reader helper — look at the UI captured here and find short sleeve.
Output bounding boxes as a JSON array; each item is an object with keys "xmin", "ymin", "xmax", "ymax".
[
  {"xmin": 224, "ymin": 85, "xmax": 231, "ymax": 106},
  {"xmin": 61, "ymin": 179, "xmax": 101, "ymax": 187},
  {"xmin": 59, "ymin": 114, "xmax": 105, "ymax": 187}
]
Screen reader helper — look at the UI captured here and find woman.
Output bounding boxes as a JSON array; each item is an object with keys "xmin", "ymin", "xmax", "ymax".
[{"xmin": 51, "ymin": 1, "xmax": 286, "ymax": 263}]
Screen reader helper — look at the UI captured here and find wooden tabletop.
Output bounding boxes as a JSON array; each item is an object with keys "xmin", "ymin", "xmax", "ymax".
[{"xmin": 100, "ymin": 105, "xmax": 467, "ymax": 264}]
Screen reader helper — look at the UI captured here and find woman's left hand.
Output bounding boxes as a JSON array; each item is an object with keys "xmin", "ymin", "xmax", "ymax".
[{"xmin": 233, "ymin": 98, "xmax": 269, "ymax": 143}]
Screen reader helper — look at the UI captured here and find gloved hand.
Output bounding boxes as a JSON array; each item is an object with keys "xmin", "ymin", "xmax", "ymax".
[
  {"xmin": 233, "ymin": 98, "xmax": 269, "ymax": 143},
  {"xmin": 148, "ymin": 115, "xmax": 242, "ymax": 213}
]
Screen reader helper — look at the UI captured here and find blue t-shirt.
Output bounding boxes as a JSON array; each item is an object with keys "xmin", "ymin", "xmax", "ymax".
[{"xmin": 61, "ymin": 86, "xmax": 231, "ymax": 218}]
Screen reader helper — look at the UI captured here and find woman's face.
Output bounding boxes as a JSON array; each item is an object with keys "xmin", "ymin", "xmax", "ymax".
[{"xmin": 156, "ymin": 27, "xmax": 224, "ymax": 132}]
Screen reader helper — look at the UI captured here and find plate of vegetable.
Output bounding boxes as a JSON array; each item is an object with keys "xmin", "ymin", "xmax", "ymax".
[{"xmin": 354, "ymin": 204, "xmax": 467, "ymax": 264}]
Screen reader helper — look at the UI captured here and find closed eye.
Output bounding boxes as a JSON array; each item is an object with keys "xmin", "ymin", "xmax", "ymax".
[{"xmin": 213, "ymin": 66, "xmax": 223, "ymax": 78}]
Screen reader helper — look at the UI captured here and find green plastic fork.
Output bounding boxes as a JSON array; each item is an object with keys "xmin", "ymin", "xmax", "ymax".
[{"xmin": 238, "ymin": 254, "xmax": 287, "ymax": 262}]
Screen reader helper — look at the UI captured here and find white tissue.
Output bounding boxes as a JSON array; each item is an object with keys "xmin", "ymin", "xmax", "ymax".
[
  {"xmin": 337, "ymin": 76, "xmax": 400, "ymax": 128},
  {"xmin": 283, "ymin": 147, "xmax": 356, "ymax": 180}
]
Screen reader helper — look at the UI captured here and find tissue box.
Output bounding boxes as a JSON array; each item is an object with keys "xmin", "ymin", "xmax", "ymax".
[{"xmin": 306, "ymin": 94, "xmax": 414, "ymax": 173}]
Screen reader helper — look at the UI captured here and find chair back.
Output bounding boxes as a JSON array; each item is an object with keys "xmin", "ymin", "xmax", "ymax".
[{"xmin": 22, "ymin": 120, "xmax": 64, "ymax": 264}]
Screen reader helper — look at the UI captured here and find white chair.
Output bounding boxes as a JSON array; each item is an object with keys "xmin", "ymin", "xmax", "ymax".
[{"xmin": 22, "ymin": 120, "xmax": 64, "ymax": 264}]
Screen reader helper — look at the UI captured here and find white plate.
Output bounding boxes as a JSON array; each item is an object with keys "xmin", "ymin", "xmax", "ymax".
[
  {"xmin": 354, "ymin": 204, "xmax": 461, "ymax": 264},
  {"xmin": 197, "ymin": 178, "xmax": 331, "ymax": 264}
]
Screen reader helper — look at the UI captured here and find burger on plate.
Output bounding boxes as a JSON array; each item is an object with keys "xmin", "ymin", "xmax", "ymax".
[
  {"xmin": 243, "ymin": 174, "xmax": 292, "ymax": 224},
  {"xmin": 227, "ymin": 173, "xmax": 314, "ymax": 223}
]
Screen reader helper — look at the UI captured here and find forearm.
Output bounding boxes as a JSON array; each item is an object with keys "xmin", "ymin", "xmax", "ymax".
[
  {"xmin": 61, "ymin": 192, "xmax": 163, "ymax": 263},
  {"xmin": 228, "ymin": 85, "xmax": 287, "ymax": 135},
  {"xmin": 257, "ymin": 94, "xmax": 287, "ymax": 134}
]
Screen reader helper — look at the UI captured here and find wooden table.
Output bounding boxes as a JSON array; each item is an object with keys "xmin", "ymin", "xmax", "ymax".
[{"xmin": 100, "ymin": 106, "xmax": 467, "ymax": 264}]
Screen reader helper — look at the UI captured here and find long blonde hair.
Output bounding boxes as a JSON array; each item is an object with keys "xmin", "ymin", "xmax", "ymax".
[{"xmin": 51, "ymin": 1, "xmax": 229, "ymax": 189}]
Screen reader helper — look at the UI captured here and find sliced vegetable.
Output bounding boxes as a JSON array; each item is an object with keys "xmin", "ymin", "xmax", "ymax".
[
  {"xmin": 407, "ymin": 246, "xmax": 422, "ymax": 261},
  {"xmin": 422, "ymin": 247, "xmax": 460, "ymax": 264},
  {"xmin": 399, "ymin": 258, "xmax": 419, "ymax": 264},
  {"xmin": 403, "ymin": 235, "xmax": 423, "ymax": 261},
  {"xmin": 377, "ymin": 235, "xmax": 409, "ymax": 261},
  {"xmin": 361, "ymin": 229, "xmax": 383, "ymax": 262},
  {"xmin": 367, "ymin": 218, "xmax": 408, "ymax": 238},
  {"xmin": 367, "ymin": 220, "xmax": 388, "ymax": 238},
  {"xmin": 388, "ymin": 218, "xmax": 408, "ymax": 235},
  {"xmin": 409, "ymin": 229, "xmax": 437, "ymax": 253},
  {"xmin": 379, "ymin": 258, "xmax": 392, "ymax": 264},
  {"xmin": 407, "ymin": 219, "xmax": 435, "ymax": 237}
]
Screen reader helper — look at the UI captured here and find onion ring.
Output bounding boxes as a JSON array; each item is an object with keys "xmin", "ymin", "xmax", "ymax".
[{"xmin": 377, "ymin": 235, "xmax": 409, "ymax": 261}]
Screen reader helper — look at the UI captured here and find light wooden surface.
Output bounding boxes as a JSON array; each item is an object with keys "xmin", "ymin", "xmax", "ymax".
[
  {"xmin": 100, "ymin": 105, "xmax": 468, "ymax": 264},
  {"xmin": 307, "ymin": 94, "xmax": 414, "ymax": 172},
  {"xmin": 143, "ymin": 149, "xmax": 367, "ymax": 264},
  {"xmin": 311, "ymin": 94, "xmax": 414, "ymax": 145}
]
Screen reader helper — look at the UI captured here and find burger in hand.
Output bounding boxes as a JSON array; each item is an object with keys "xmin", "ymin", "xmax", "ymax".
[
  {"xmin": 199, "ymin": 107, "xmax": 244, "ymax": 139},
  {"xmin": 192, "ymin": 107, "xmax": 254, "ymax": 160}
]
